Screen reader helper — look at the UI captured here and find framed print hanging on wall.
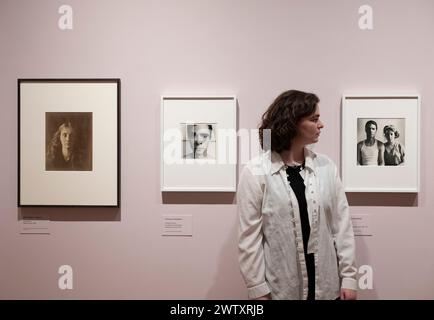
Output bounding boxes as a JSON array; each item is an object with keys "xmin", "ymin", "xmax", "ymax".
[{"xmin": 161, "ymin": 96, "xmax": 237, "ymax": 192}]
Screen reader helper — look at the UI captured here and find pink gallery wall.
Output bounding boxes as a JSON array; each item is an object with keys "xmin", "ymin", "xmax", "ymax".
[{"xmin": 0, "ymin": 0, "xmax": 433, "ymax": 299}]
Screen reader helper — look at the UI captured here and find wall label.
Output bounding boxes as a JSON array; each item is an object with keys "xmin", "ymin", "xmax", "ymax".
[{"xmin": 162, "ymin": 215, "xmax": 193, "ymax": 236}]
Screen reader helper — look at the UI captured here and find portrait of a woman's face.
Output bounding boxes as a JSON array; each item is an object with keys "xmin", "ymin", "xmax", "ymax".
[
  {"xmin": 45, "ymin": 112, "xmax": 93, "ymax": 171},
  {"xmin": 59, "ymin": 125, "xmax": 75, "ymax": 151},
  {"xmin": 181, "ymin": 122, "xmax": 217, "ymax": 159}
]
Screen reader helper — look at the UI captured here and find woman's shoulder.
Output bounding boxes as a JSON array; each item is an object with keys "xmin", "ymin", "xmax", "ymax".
[
  {"xmin": 310, "ymin": 151, "xmax": 339, "ymax": 176},
  {"xmin": 396, "ymin": 142, "xmax": 405, "ymax": 150}
]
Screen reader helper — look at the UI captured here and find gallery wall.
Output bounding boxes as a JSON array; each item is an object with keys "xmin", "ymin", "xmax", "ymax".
[{"xmin": 1, "ymin": 0, "xmax": 433, "ymax": 299}]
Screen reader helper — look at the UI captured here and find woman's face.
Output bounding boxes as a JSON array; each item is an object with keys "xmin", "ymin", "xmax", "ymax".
[
  {"xmin": 385, "ymin": 130, "xmax": 395, "ymax": 143},
  {"xmin": 296, "ymin": 104, "xmax": 324, "ymax": 145}
]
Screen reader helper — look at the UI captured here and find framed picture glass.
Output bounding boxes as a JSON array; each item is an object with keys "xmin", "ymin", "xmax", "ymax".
[
  {"xmin": 161, "ymin": 96, "xmax": 237, "ymax": 192},
  {"xmin": 342, "ymin": 94, "xmax": 420, "ymax": 192},
  {"xmin": 18, "ymin": 79, "xmax": 120, "ymax": 206}
]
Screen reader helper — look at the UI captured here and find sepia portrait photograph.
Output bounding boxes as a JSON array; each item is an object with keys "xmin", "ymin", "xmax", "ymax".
[
  {"xmin": 46, "ymin": 112, "xmax": 92, "ymax": 171},
  {"xmin": 182, "ymin": 123, "xmax": 217, "ymax": 160},
  {"xmin": 357, "ymin": 118, "xmax": 405, "ymax": 166}
]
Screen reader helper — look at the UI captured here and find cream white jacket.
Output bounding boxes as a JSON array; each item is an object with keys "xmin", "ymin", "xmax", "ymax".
[{"xmin": 237, "ymin": 148, "xmax": 357, "ymax": 299}]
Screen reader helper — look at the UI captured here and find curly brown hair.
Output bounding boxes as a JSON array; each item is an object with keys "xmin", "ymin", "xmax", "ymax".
[{"xmin": 259, "ymin": 90, "xmax": 319, "ymax": 153}]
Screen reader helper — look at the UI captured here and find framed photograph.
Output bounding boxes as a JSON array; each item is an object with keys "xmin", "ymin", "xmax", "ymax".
[
  {"xmin": 342, "ymin": 94, "xmax": 420, "ymax": 192},
  {"xmin": 18, "ymin": 79, "xmax": 120, "ymax": 206},
  {"xmin": 161, "ymin": 96, "xmax": 237, "ymax": 192}
]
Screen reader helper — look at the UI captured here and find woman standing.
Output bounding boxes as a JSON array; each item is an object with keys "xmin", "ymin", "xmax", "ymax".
[{"xmin": 237, "ymin": 90, "xmax": 357, "ymax": 300}]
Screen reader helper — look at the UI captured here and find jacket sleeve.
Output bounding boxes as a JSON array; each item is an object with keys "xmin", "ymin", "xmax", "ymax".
[
  {"xmin": 330, "ymin": 163, "xmax": 358, "ymax": 291},
  {"xmin": 237, "ymin": 165, "xmax": 271, "ymax": 299}
]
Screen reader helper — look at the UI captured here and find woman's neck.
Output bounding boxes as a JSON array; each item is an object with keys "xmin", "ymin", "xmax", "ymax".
[
  {"xmin": 62, "ymin": 147, "xmax": 71, "ymax": 161},
  {"xmin": 386, "ymin": 140, "xmax": 396, "ymax": 146},
  {"xmin": 280, "ymin": 143, "xmax": 305, "ymax": 166}
]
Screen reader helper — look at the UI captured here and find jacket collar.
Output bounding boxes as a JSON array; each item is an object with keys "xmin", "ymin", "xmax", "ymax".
[{"xmin": 270, "ymin": 147, "xmax": 317, "ymax": 175}]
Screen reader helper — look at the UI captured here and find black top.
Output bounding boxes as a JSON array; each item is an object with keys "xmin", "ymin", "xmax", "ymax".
[{"xmin": 286, "ymin": 165, "xmax": 315, "ymax": 300}]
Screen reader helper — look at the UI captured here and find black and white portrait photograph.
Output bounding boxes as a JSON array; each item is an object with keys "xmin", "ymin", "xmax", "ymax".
[
  {"xmin": 161, "ymin": 96, "xmax": 236, "ymax": 192},
  {"xmin": 45, "ymin": 112, "xmax": 92, "ymax": 171},
  {"xmin": 357, "ymin": 118, "xmax": 405, "ymax": 166},
  {"xmin": 342, "ymin": 94, "xmax": 418, "ymax": 192},
  {"xmin": 182, "ymin": 123, "xmax": 217, "ymax": 159}
]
